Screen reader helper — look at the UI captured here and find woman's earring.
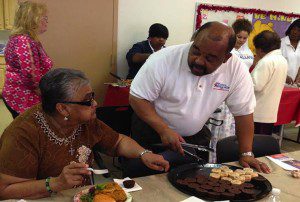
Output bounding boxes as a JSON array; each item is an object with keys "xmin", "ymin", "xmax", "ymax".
[{"xmin": 64, "ymin": 116, "xmax": 69, "ymax": 121}]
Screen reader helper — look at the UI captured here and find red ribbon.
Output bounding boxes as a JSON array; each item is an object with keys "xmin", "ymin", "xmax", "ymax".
[{"xmin": 196, "ymin": 4, "xmax": 300, "ymax": 28}]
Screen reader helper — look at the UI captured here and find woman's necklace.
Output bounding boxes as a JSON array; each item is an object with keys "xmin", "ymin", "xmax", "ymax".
[{"xmin": 35, "ymin": 111, "xmax": 82, "ymax": 155}]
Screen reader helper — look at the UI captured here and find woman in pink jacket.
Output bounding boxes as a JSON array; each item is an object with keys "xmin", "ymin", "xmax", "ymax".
[{"xmin": 3, "ymin": 1, "xmax": 53, "ymax": 118}]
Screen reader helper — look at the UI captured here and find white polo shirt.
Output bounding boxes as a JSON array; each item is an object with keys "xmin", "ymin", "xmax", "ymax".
[
  {"xmin": 130, "ymin": 43, "xmax": 256, "ymax": 137},
  {"xmin": 281, "ymin": 36, "xmax": 300, "ymax": 80},
  {"xmin": 231, "ymin": 43, "xmax": 254, "ymax": 69}
]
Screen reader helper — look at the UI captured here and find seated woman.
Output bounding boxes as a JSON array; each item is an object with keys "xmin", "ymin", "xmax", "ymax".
[{"xmin": 0, "ymin": 68, "xmax": 169, "ymax": 199}]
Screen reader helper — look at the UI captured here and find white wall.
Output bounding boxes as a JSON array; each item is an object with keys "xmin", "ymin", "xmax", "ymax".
[{"xmin": 117, "ymin": 0, "xmax": 300, "ymax": 77}]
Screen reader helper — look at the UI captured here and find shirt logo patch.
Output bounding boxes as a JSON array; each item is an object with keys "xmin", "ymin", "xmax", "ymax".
[{"xmin": 213, "ymin": 82, "xmax": 230, "ymax": 91}]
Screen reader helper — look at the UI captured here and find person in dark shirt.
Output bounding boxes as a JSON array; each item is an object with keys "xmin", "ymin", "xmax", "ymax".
[{"xmin": 126, "ymin": 23, "xmax": 169, "ymax": 79}]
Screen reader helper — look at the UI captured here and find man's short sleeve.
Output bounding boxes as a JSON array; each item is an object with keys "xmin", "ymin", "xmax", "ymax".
[
  {"xmin": 226, "ymin": 63, "xmax": 256, "ymax": 116},
  {"xmin": 130, "ymin": 53, "xmax": 166, "ymax": 101},
  {"xmin": 0, "ymin": 128, "xmax": 39, "ymax": 179}
]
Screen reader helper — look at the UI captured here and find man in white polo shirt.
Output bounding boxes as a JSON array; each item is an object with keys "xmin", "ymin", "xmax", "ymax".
[{"xmin": 129, "ymin": 22, "xmax": 270, "ymax": 175}]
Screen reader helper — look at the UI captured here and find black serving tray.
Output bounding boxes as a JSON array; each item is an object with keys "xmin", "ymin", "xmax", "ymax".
[{"xmin": 168, "ymin": 163, "xmax": 272, "ymax": 201}]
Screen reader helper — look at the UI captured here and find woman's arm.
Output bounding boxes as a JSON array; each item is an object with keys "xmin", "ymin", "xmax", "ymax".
[
  {"xmin": 0, "ymin": 163, "xmax": 90, "ymax": 200},
  {"xmin": 113, "ymin": 134, "xmax": 170, "ymax": 172},
  {"xmin": 0, "ymin": 174, "xmax": 50, "ymax": 199}
]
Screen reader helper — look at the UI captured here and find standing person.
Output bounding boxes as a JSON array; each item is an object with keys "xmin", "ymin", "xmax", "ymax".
[
  {"xmin": 126, "ymin": 23, "xmax": 169, "ymax": 79},
  {"xmin": 252, "ymin": 31, "xmax": 288, "ymax": 135},
  {"xmin": 208, "ymin": 19, "xmax": 254, "ymax": 163},
  {"xmin": 2, "ymin": 1, "xmax": 53, "ymax": 119},
  {"xmin": 281, "ymin": 19, "xmax": 300, "ymax": 85},
  {"xmin": 231, "ymin": 18, "xmax": 254, "ymax": 69},
  {"xmin": 128, "ymin": 22, "xmax": 270, "ymax": 177}
]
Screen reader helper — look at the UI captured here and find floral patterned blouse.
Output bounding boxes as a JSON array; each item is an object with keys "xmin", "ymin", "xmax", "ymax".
[{"xmin": 2, "ymin": 34, "xmax": 53, "ymax": 113}]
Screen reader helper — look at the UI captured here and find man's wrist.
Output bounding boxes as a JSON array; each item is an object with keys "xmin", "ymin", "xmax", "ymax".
[{"xmin": 240, "ymin": 151, "xmax": 254, "ymax": 158}]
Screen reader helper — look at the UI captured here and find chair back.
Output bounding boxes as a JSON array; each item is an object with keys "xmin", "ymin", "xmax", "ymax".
[
  {"xmin": 96, "ymin": 106, "xmax": 133, "ymax": 136},
  {"xmin": 216, "ymin": 134, "xmax": 281, "ymax": 163}
]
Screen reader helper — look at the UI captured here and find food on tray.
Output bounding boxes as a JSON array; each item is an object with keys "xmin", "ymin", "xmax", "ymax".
[
  {"xmin": 209, "ymin": 173, "xmax": 220, "ymax": 179},
  {"xmin": 123, "ymin": 180, "xmax": 136, "ymax": 188},
  {"xmin": 291, "ymin": 170, "xmax": 300, "ymax": 178},
  {"xmin": 211, "ymin": 168, "xmax": 222, "ymax": 173},
  {"xmin": 176, "ymin": 166, "xmax": 262, "ymax": 200},
  {"xmin": 79, "ymin": 182, "xmax": 127, "ymax": 202}
]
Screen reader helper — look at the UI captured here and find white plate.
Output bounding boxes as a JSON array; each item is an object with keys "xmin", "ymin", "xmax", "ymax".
[{"xmin": 73, "ymin": 187, "xmax": 132, "ymax": 202}]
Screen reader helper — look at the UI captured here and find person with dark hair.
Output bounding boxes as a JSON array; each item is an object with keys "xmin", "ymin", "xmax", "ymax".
[
  {"xmin": 231, "ymin": 19, "xmax": 254, "ymax": 69},
  {"xmin": 281, "ymin": 19, "xmax": 300, "ymax": 85},
  {"xmin": 126, "ymin": 23, "xmax": 169, "ymax": 79},
  {"xmin": 0, "ymin": 68, "xmax": 169, "ymax": 199},
  {"xmin": 251, "ymin": 31, "xmax": 287, "ymax": 135},
  {"xmin": 128, "ymin": 22, "xmax": 270, "ymax": 176}
]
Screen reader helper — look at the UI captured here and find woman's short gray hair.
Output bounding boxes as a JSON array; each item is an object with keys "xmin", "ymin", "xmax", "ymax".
[{"xmin": 39, "ymin": 68, "xmax": 90, "ymax": 114}]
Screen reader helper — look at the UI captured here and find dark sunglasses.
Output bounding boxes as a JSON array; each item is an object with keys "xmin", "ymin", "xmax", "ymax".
[{"xmin": 61, "ymin": 92, "xmax": 95, "ymax": 106}]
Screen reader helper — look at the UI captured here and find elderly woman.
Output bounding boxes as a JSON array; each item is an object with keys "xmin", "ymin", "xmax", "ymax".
[
  {"xmin": 2, "ymin": 1, "xmax": 53, "ymax": 119},
  {"xmin": 0, "ymin": 68, "xmax": 169, "ymax": 199},
  {"xmin": 252, "ymin": 31, "xmax": 288, "ymax": 135},
  {"xmin": 231, "ymin": 19, "xmax": 254, "ymax": 69},
  {"xmin": 281, "ymin": 19, "xmax": 300, "ymax": 85}
]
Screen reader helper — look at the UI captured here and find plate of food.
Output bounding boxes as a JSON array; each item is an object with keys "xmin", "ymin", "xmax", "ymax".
[
  {"xmin": 168, "ymin": 163, "xmax": 272, "ymax": 201},
  {"xmin": 74, "ymin": 182, "xmax": 132, "ymax": 202}
]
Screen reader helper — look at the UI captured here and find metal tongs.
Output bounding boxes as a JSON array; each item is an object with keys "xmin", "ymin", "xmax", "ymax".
[
  {"xmin": 181, "ymin": 143, "xmax": 214, "ymax": 166},
  {"xmin": 181, "ymin": 142, "xmax": 214, "ymax": 152},
  {"xmin": 182, "ymin": 148, "xmax": 205, "ymax": 165}
]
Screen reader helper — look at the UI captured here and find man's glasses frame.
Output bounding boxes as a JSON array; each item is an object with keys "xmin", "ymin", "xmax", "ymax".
[{"xmin": 61, "ymin": 92, "xmax": 95, "ymax": 106}]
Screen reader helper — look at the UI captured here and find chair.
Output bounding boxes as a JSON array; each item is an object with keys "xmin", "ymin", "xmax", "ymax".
[
  {"xmin": 96, "ymin": 105, "xmax": 133, "ymax": 135},
  {"xmin": 216, "ymin": 134, "xmax": 281, "ymax": 163},
  {"xmin": 93, "ymin": 106, "xmax": 133, "ymax": 176}
]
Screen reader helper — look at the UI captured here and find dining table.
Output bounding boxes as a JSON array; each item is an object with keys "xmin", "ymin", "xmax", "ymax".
[
  {"xmin": 275, "ymin": 86, "xmax": 300, "ymax": 127},
  {"xmin": 10, "ymin": 150, "xmax": 300, "ymax": 202},
  {"xmin": 103, "ymin": 86, "xmax": 300, "ymax": 126},
  {"xmin": 274, "ymin": 86, "xmax": 300, "ymax": 144}
]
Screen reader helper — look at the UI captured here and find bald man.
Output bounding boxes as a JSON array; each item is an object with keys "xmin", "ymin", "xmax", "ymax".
[{"xmin": 127, "ymin": 22, "xmax": 270, "ymax": 177}]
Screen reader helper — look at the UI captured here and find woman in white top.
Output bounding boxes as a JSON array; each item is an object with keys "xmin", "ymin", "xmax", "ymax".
[
  {"xmin": 231, "ymin": 19, "xmax": 254, "ymax": 69},
  {"xmin": 281, "ymin": 19, "xmax": 300, "ymax": 85}
]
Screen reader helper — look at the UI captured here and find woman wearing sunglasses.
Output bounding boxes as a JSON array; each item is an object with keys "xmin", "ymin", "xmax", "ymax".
[{"xmin": 0, "ymin": 68, "xmax": 169, "ymax": 199}]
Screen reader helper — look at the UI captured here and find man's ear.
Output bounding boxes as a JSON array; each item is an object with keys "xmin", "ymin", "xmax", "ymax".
[
  {"xmin": 223, "ymin": 53, "xmax": 232, "ymax": 63},
  {"xmin": 55, "ymin": 103, "xmax": 69, "ymax": 117}
]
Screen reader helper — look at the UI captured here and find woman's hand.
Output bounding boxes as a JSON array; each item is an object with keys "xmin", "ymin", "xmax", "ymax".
[
  {"xmin": 286, "ymin": 76, "xmax": 294, "ymax": 85},
  {"xmin": 141, "ymin": 153, "xmax": 170, "ymax": 172},
  {"xmin": 51, "ymin": 162, "xmax": 91, "ymax": 192}
]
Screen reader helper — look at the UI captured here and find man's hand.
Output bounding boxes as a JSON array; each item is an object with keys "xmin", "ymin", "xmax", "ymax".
[
  {"xmin": 141, "ymin": 153, "xmax": 170, "ymax": 172},
  {"xmin": 286, "ymin": 76, "xmax": 294, "ymax": 85},
  {"xmin": 239, "ymin": 156, "xmax": 271, "ymax": 174},
  {"xmin": 160, "ymin": 128, "xmax": 185, "ymax": 155}
]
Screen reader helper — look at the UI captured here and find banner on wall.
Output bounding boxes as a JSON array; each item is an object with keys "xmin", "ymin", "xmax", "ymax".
[{"xmin": 195, "ymin": 4, "xmax": 300, "ymax": 52}]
